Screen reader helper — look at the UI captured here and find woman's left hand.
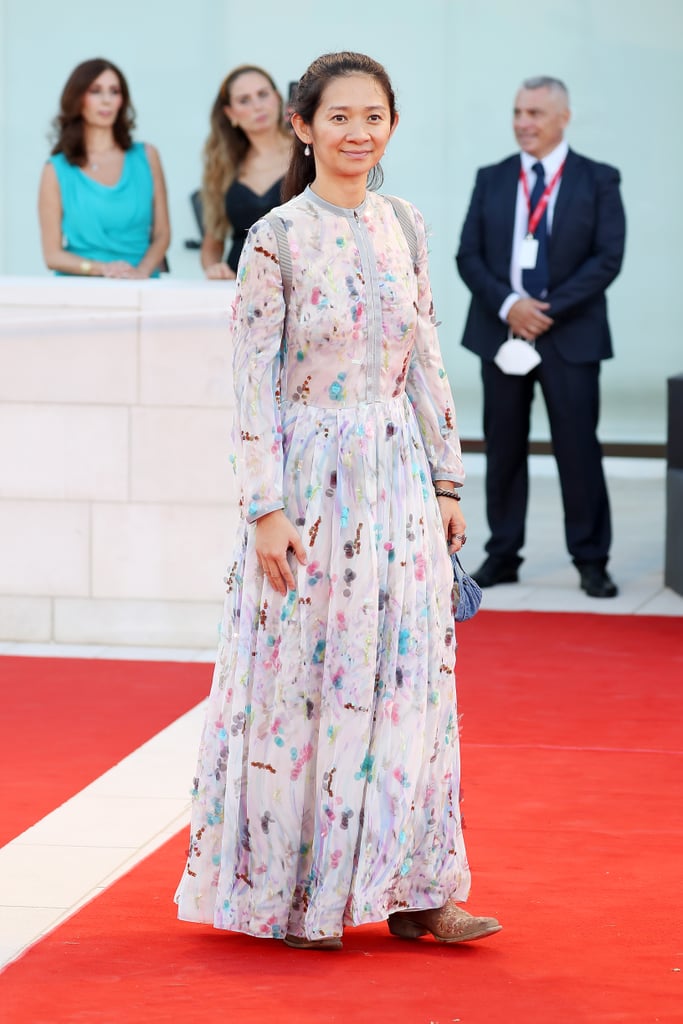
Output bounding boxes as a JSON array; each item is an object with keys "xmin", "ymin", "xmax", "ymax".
[
  {"xmin": 437, "ymin": 496, "xmax": 467, "ymax": 553},
  {"xmin": 435, "ymin": 480, "xmax": 467, "ymax": 553}
]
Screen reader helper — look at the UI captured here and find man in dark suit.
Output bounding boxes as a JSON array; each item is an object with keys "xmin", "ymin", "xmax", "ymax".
[{"xmin": 456, "ymin": 76, "xmax": 626, "ymax": 597}]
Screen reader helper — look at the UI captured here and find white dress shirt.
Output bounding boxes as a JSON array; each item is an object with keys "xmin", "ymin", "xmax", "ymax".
[{"xmin": 498, "ymin": 139, "xmax": 569, "ymax": 322}]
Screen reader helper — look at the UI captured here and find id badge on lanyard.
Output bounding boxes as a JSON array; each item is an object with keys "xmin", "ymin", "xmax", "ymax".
[
  {"xmin": 519, "ymin": 235, "xmax": 539, "ymax": 269},
  {"xmin": 519, "ymin": 160, "xmax": 566, "ymax": 267}
]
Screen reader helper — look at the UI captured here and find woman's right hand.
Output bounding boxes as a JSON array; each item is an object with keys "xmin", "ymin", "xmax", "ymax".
[
  {"xmin": 255, "ymin": 510, "xmax": 307, "ymax": 596},
  {"xmin": 101, "ymin": 260, "xmax": 138, "ymax": 278},
  {"xmin": 205, "ymin": 262, "xmax": 236, "ymax": 280}
]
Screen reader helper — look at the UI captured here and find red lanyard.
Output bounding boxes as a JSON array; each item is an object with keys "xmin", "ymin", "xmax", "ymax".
[{"xmin": 520, "ymin": 160, "xmax": 565, "ymax": 236}]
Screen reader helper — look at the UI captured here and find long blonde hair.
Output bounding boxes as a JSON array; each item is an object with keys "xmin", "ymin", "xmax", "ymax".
[{"xmin": 201, "ymin": 65, "xmax": 287, "ymax": 240}]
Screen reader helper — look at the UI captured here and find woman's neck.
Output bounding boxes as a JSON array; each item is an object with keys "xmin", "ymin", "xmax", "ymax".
[
  {"xmin": 244, "ymin": 127, "xmax": 289, "ymax": 160},
  {"xmin": 310, "ymin": 173, "xmax": 367, "ymax": 210},
  {"xmin": 238, "ymin": 130, "xmax": 291, "ymax": 189},
  {"xmin": 84, "ymin": 125, "xmax": 118, "ymax": 154}
]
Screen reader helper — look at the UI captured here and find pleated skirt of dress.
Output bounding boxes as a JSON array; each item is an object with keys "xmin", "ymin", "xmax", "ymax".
[{"xmin": 175, "ymin": 393, "xmax": 471, "ymax": 940}]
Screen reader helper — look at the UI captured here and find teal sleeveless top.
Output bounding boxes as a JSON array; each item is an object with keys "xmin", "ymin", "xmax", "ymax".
[{"xmin": 50, "ymin": 142, "xmax": 157, "ymax": 273}]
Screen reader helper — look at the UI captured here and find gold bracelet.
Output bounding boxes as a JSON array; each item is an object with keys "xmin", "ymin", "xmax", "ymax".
[{"xmin": 79, "ymin": 260, "xmax": 93, "ymax": 275}]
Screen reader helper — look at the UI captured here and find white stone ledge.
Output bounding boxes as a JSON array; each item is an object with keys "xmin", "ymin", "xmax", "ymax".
[
  {"xmin": 54, "ymin": 597, "xmax": 223, "ymax": 649},
  {"xmin": 0, "ymin": 500, "xmax": 90, "ymax": 595},
  {"xmin": 0, "ymin": 276, "xmax": 239, "ymax": 646},
  {"xmin": 91, "ymin": 502, "xmax": 241, "ymax": 602},
  {"xmin": 0, "ymin": 596, "xmax": 52, "ymax": 642},
  {"xmin": 130, "ymin": 407, "xmax": 237, "ymax": 504},
  {"xmin": 0, "ymin": 275, "xmax": 234, "ymax": 311},
  {"xmin": 139, "ymin": 319, "xmax": 233, "ymax": 407},
  {"xmin": 0, "ymin": 404, "xmax": 129, "ymax": 500},
  {"xmin": 0, "ymin": 326, "xmax": 138, "ymax": 404}
]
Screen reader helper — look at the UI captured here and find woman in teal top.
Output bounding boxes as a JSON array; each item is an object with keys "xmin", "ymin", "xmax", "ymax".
[{"xmin": 38, "ymin": 58, "xmax": 170, "ymax": 278}]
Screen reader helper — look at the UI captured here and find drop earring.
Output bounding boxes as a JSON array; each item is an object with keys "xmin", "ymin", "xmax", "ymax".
[{"xmin": 304, "ymin": 144, "xmax": 311, "ymax": 156}]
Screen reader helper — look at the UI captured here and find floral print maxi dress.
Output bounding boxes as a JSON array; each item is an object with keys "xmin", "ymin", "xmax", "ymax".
[{"xmin": 175, "ymin": 187, "xmax": 471, "ymax": 941}]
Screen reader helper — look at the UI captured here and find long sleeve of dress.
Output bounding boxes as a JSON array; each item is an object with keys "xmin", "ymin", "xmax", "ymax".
[
  {"xmin": 404, "ymin": 205, "xmax": 465, "ymax": 486},
  {"xmin": 231, "ymin": 219, "xmax": 287, "ymax": 523}
]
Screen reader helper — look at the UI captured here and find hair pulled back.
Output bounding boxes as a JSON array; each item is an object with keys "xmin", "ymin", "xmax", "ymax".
[
  {"xmin": 51, "ymin": 58, "xmax": 135, "ymax": 166},
  {"xmin": 283, "ymin": 52, "xmax": 397, "ymax": 202},
  {"xmin": 521, "ymin": 75, "xmax": 570, "ymax": 105},
  {"xmin": 201, "ymin": 65, "xmax": 286, "ymax": 240}
]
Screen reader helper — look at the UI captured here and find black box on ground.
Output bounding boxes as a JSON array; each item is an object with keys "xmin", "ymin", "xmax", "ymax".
[
  {"xmin": 665, "ymin": 374, "xmax": 683, "ymax": 595},
  {"xmin": 667, "ymin": 374, "xmax": 683, "ymax": 470}
]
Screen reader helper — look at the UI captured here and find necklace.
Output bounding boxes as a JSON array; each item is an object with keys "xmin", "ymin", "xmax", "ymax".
[{"xmin": 88, "ymin": 148, "xmax": 117, "ymax": 172}]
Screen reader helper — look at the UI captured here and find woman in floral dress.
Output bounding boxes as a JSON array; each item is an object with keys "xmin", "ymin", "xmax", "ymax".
[{"xmin": 175, "ymin": 51, "xmax": 501, "ymax": 950}]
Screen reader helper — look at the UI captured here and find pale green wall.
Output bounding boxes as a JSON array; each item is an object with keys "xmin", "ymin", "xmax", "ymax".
[{"xmin": 1, "ymin": 0, "xmax": 681, "ymax": 441}]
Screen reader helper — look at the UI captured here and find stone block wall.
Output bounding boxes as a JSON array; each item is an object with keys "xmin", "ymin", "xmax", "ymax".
[{"xmin": 0, "ymin": 277, "xmax": 240, "ymax": 648}]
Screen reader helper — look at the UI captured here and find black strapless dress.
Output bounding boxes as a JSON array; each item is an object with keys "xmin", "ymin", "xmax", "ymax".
[{"xmin": 225, "ymin": 177, "xmax": 284, "ymax": 272}]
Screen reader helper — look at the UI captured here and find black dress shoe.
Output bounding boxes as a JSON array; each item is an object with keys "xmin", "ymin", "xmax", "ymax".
[
  {"xmin": 472, "ymin": 557, "xmax": 520, "ymax": 588},
  {"xmin": 576, "ymin": 563, "xmax": 618, "ymax": 598}
]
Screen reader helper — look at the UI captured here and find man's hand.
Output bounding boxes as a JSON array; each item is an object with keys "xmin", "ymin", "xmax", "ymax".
[{"xmin": 507, "ymin": 298, "xmax": 554, "ymax": 340}]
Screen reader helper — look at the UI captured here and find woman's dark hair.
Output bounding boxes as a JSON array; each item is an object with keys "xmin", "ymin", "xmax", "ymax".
[
  {"xmin": 50, "ymin": 58, "xmax": 135, "ymax": 165},
  {"xmin": 282, "ymin": 52, "xmax": 397, "ymax": 202}
]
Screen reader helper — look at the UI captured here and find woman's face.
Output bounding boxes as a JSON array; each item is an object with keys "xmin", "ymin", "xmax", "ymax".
[
  {"xmin": 296, "ymin": 73, "xmax": 397, "ymax": 186},
  {"xmin": 224, "ymin": 71, "xmax": 281, "ymax": 136},
  {"xmin": 80, "ymin": 69, "xmax": 123, "ymax": 128}
]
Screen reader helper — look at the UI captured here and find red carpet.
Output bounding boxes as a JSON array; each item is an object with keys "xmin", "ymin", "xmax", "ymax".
[
  {"xmin": 0, "ymin": 656, "xmax": 211, "ymax": 845},
  {"xmin": 2, "ymin": 613, "xmax": 682, "ymax": 1022}
]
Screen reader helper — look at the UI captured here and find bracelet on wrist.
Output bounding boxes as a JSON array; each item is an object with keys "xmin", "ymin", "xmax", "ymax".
[{"xmin": 434, "ymin": 487, "xmax": 461, "ymax": 501}]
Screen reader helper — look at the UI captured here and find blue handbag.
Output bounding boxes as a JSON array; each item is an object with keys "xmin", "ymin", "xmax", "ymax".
[{"xmin": 451, "ymin": 553, "xmax": 483, "ymax": 622}]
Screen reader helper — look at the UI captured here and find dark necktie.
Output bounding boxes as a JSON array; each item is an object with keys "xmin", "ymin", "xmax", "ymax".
[{"xmin": 522, "ymin": 161, "xmax": 549, "ymax": 299}]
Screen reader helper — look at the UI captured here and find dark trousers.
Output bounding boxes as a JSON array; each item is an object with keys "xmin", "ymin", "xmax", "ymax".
[{"xmin": 481, "ymin": 342, "xmax": 612, "ymax": 566}]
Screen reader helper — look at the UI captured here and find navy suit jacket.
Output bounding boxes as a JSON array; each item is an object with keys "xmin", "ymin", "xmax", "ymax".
[{"xmin": 456, "ymin": 148, "xmax": 626, "ymax": 363}]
